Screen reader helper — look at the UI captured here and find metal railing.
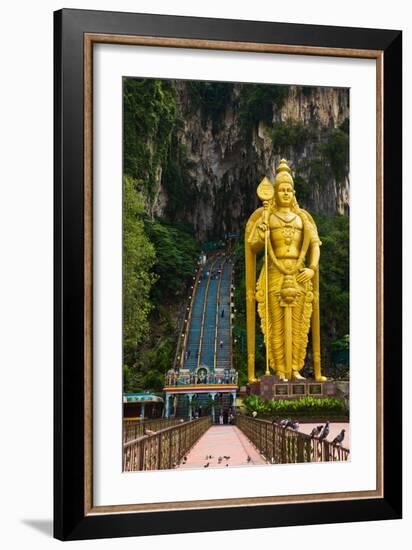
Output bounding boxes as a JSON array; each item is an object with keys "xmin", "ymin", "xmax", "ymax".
[
  {"xmin": 235, "ymin": 415, "xmax": 350, "ymax": 464},
  {"xmin": 123, "ymin": 416, "xmax": 211, "ymax": 472},
  {"xmin": 213, "ymin": 259, "xmax": 226, "ymax": 370},
  {"xmin": 123, "ymin": 418, "xmax": 184, "ymax": 444},
  {"xmin": 177, "ymin": 266, "xmax": 202, "ymax": 370}
]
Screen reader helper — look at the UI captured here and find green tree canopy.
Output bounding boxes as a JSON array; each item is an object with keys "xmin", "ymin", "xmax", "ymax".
[{"xmin": 123, "ymin": 175, "xmax": 157, "ymax": 357}]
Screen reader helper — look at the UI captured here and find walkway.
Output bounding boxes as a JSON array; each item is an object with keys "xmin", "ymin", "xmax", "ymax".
[{"xmin": 176, "ymin": 425, "xmax": 267, "ymax": 469}]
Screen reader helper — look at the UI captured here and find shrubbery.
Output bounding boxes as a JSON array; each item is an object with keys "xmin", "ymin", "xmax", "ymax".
[{"xmin": 243, "ymin": 395, "xmax": 348, "ymax": 417}]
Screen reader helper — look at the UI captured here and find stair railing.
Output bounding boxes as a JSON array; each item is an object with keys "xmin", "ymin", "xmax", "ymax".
[{"xmin": 214, "ymin": 258, "xmax": 227, "ymax": 371}]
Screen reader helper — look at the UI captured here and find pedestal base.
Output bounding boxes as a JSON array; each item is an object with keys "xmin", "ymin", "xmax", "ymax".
[{"xmin": 248, "ymin": 376, "xmax": 349, "ymax": 401}]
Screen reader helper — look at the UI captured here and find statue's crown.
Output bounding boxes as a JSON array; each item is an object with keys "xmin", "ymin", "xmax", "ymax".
[{"xmin": 274, "ymin": 159, "xmax": 294, "ymax": 188}]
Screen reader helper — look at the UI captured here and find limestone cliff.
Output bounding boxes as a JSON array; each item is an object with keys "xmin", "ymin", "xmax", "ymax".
[{"xmin": 125, "ymin": 79, "xmax": 349, "ymax": 241}]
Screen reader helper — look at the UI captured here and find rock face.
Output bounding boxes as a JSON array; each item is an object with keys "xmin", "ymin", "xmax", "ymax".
[{"xmin": 149, "ymin": 82, "xmax": 350, "ymax": 240}]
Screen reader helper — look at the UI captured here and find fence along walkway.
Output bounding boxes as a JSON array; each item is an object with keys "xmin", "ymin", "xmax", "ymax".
[
  {"xmin": 123, "ymin": 418, "xmax": 183, "ymax": 444},
  {"xmin": 235, "ymin": 415, "xmax": 350, "ymax": 463},
  {"xmin": 123, "ymin": 416, "xmax": 349, "ymax": 472},
  {"xmin": 123, "ymin": 416, "xmax": 211, "ymax": 471}
]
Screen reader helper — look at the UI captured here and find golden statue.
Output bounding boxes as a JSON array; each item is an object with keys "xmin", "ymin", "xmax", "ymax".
[{"xmin": 245, "ymin": 159, "xmax": 326, "ymax": 383}]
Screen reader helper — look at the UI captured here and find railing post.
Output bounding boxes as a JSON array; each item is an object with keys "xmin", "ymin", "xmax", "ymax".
[
  {"xmin": 168, "ymin": 427, "xmax": 173, "ymax": 469},
  {"xmin": 139, "ymin": 437, "xmax": 146, "ymax": 471},
  {"xmin": 157, "ymin": 433, "xmax": 162, "ymax": 470},
  {"xmin": 297, "ymin": 434, "xmax": 304, "ymax": 462}
]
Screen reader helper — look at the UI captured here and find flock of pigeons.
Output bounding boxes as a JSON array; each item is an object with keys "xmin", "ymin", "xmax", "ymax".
[
  {"xmin": 181, "ymin": 454, "xmax": 253, "ymax": 468},
  {"xmin": 277, "ymin": 419, "xmax": 346, "ymax": 446}
]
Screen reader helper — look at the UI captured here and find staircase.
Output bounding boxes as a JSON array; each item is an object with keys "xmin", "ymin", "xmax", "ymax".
[
  {"xmin": 166, "ymin": 252, "xmax": 237, "ymax": 420},
  {"xmin": 198, "ymin": 257, "xmax": 225, "ymax": 371}
]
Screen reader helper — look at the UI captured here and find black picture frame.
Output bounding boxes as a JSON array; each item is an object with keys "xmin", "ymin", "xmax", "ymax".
[{"xmin": 54, "ymin": 8, "xmax": 402, "ymax": 541}]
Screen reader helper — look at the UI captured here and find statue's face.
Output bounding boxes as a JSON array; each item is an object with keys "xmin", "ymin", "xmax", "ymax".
[{"xmin": 276, "ymin": 182, "xmax": 294, "ymax": 207}]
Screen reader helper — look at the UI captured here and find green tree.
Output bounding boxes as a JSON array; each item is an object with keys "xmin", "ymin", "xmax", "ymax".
[
  {"xmin": 123, "ymin": 175, "xmax": 157, "ymax": 362},
  {"xmin": 316, "ymin": 214, "xmax": 350, "ymax": 351},
  {"xmin": 319, "ymin": 129, "xmax": 349, "ymax": 184},
  {"xmin": 145, "ymin": 220, "xmax": 200, "ymax": 302}
]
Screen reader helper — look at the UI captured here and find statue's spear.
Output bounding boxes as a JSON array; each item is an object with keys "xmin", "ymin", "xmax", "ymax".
[{"xmin": 256, "ymin": 177, "xmax": 275, "ymax": 376}]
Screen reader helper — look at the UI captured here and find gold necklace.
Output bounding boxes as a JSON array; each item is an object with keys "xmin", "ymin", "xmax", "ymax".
[
  {"xmin": 274, "ymin": 212, "xmax": 297, "ymax": 245},
  {"xmin": 274, "ymin": 211, "xmax": 296, "ymax": 224}
]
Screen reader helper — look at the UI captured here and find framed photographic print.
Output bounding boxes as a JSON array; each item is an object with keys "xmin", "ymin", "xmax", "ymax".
[{"xmin": 54, "ymin": 8, "xmax": 402, "ymax": 541}]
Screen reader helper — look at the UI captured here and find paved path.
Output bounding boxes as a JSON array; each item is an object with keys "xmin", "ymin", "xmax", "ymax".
[{"xmin": 177, "ymin": 425, "xmax": 267, "ymax": 469}]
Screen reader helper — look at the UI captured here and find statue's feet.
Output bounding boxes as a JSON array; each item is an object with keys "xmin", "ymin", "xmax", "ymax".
[
  {"xmin": 276, "ymin": 371, "xmax": 288, "ymax": 382},
  {"xmin": 315, "ymin": 375, "xmax": 327, "ymax": 382},
  {"xmin": 292, "ymin": 371, "xmax": 306, "ymax": 380}
]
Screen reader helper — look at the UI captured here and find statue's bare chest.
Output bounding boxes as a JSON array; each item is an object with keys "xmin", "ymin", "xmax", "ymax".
[{"xmin": 269, "ymin": 212, "xmax": 303, "ymax": 253}]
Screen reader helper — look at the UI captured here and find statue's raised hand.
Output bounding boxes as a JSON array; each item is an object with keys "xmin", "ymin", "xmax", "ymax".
[{"xmin": 257, "ymin": 221, "xmax": 269, "ymax": 241}]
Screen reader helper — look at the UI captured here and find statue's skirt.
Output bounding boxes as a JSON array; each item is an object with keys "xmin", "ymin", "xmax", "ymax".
[{"xmin": 256, "ymin": 259, "xmax": 313, "ymax": 373}]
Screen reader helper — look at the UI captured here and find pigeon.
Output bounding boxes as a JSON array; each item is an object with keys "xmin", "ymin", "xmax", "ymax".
[
  {"xmin": 224, "ymin": 456, "xmax": 231, "ymax": 460},
  {"xmin": 247, "ymin": 456, "xmax": 251, "ymax": 463},
  {"xmin": 282, "ymin": 420, "xmax": 295, "ymax": 429},
  {"xmin": 226, "ymin": 464, "xmax": 229, "ymax": 467},
  {"xmin": 291, "ymin": 422, "xmax": 300, "ymax": 431},
  {"xmin": 317, "ymin": 424, "xmax": 324, "ymax": 432},
  {"xmin": 218, "ymin": 456, "xmax": 223, "ymax": 462},
  {"xmin": 310, "ymin": 426, "xmax": 321, "ymax": 438},
  {"xmin": 319, "ymin": 421, "xmax": 330, "ymax": 441},
  {"xmin": 332, "ymin": 429, "xmax": 346, "ymax": 446},
  {"xmin": 204, "ymin": 462, "xmax": 210, "ymax": 468}
]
